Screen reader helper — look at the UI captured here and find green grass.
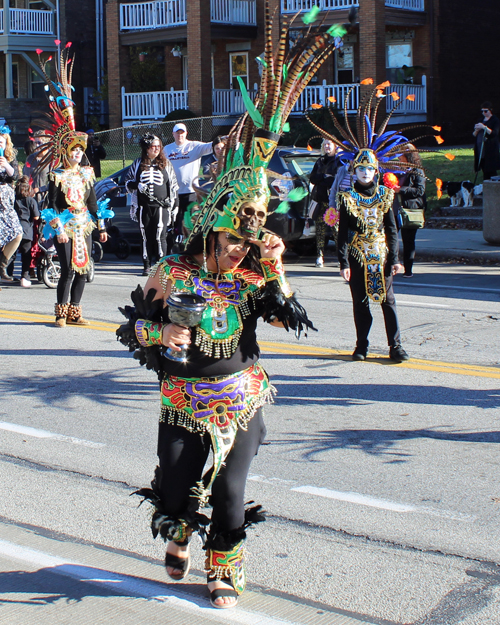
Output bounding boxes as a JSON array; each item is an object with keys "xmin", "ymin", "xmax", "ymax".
[
  {"xmin": 421, "ymin": 148, "xmax": 480, "ymax": 210},
  {"xmin": 100, "ymin": 159, "xmax": 135, "ymax": 179}
]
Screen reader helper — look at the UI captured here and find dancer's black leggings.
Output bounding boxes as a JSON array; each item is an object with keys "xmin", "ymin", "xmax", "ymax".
[
  {"xmin": 348, "ymin": 257, "xmax": 401, "ymax": 349},
  {"xmin": 157, "ymin": 408, "xmax": 266, "ymax": 532},
  {"xmin": 54, "ymin": 234, "xmax": 90, "ymax": 305}
]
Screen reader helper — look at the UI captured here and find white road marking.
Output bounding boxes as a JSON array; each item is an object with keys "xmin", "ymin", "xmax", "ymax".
[
  {"xmin": 397, "ymin": 281, "xmax": 500, "ymax": 294},
  {"xmin": 249, "ymin": 475, "xmax": 475, "ymax": 522},
  {"xmin": 0, "ymin": 539, "xmax": 298, "ymax": 625},
  {"xmin": 396, "ymin": 300, "xmax": 451, "ymax": 308},
  {"xmin": 0, "ymin": 421, "xmax": 105, "ymax": 448}
]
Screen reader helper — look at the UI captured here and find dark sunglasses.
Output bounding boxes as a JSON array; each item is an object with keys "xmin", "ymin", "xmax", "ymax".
[
  {"xmin": 226, "ymin": 234, "xmax": 252, "ymax": 248},
  {"xmin": 481, "ymin": 109, "xmax": 490, "ymax": 113}
]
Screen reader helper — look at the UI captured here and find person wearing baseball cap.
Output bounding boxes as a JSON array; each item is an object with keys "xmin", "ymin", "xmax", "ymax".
[{"xmin": 163, "ymin": 122, "xmax": 213, "ymax": 245}]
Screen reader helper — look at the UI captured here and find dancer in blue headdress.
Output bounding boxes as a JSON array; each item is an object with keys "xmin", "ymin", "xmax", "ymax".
[{"xmin": 307, "ymin": 81, "xmax": 445, "ymax": 362}]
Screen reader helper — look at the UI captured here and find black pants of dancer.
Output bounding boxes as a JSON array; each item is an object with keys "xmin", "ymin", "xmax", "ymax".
[
  {"xmin": 348, "ymin": 258, "xmax": 401, "ymax": 349},
  {"xmin": 157, "ymin": 409, "xmax": 266, "ymax": 533},
  {"xmin": 401, "ymin": 228, "xmax": 417, "ymax": 275},
  {"xmin": 139, "ymin": 204, "xmax": 171, "ymax": 266},
  {"xmin": 54, "ymin": 235, "xmax": 90, "ymax": 305},
  {"xmin": 482, "ymin": 168, "xmax": 497, "ymax": 181}
]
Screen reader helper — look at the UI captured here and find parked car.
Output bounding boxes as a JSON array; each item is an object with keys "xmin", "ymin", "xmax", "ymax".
[{"xmin": 94, "ymin": 146, "xmax": 321, "ymax": 254}]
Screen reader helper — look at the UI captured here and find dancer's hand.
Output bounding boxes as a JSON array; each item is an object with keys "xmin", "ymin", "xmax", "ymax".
[
  {"xmin": 249, "ymin": 233, "xmax": 285, "ymax": 259},
  {"xmin": 57, "ymin": 233, "xmax": 69, "ymax": 244},
  {"xmin": 162, "ymin": 323, "xmax": 191, "ymax": 350},
  {"xmin": 99, "ymin": 231, "xmax": 108, "ymax": 243},
  {"xmin": 391, "ymin": 264, "xmax": 403, "ymax": 275},
  {"xmin": 340, "ymin": 268, "xmax": 350, "ymax": 282}
]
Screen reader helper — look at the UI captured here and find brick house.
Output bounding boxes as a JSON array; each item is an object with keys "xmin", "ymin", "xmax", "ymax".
[{"xmin": 0, "ymin": 0, "xmax": 104, "ymax": 144}]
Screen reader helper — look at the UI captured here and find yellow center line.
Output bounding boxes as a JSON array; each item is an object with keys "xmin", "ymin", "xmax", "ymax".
[{"xmin": 1, "ymin": 309, "xmax": 499, "ymax": 379}]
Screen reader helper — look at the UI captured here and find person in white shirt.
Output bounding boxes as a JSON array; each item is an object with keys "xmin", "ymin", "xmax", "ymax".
[{"xmin": 163, "ymin": 123, "xmax": 213, "ymax": 239}]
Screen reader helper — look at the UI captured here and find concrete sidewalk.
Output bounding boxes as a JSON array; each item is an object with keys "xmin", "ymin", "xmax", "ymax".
[{"xmin": 413, "ymin": 228, "xmax": 500, "ymax": 263}]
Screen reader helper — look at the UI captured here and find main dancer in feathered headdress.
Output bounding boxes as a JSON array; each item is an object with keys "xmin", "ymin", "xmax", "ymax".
[
  {"xmin": 116, "ymin": 3, "xmax": 346, "ymax": 609},
  {"xmin": 32, "ymin": 43, "xmax": 111, "ymax": 327},
  {"xmin": 306, "ymin": 80, "xmax": 446, "ymax": 363}
]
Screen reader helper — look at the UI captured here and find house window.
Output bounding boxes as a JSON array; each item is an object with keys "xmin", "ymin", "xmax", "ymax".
[
  {"xmin": 336, "ymin": 45, "xmax": 354, "ymax": 84},
  {"xmin": 386, "ymin": 42, "xmax": 413, "ymax": 83},
  {"xmin": 31, "ymin": 67, "xmax": 46, "ymax": 99},
  {"xmin": 229, "ymin": 52, "xmax": 248, "ymax": 89}
]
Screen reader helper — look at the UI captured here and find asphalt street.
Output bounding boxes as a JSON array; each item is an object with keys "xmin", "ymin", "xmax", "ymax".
[{"xmin": 0, "ymin": 254, "xmax": 499, "ymax": 625}]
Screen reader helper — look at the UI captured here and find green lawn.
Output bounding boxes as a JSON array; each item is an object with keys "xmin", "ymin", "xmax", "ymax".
[{"xmin": 421, "ymin": 148, "xmax": 480, "ymax": 210}]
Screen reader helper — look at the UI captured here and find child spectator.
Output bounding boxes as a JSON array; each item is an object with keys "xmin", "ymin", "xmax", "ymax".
[{"xmin": 14, "ymin": 176, "xmax": 39, "ymax": 287}]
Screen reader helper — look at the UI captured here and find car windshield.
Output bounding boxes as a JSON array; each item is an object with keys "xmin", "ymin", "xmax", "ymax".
[{"xmin": 282, "ymin": 155, "xmax": 318, "ymax": 177}]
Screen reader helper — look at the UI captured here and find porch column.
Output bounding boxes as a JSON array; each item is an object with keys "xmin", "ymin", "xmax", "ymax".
[
  {"xmin": 358, "ymin": 0, "xmax": 386, "ymax": 87},
  {"xmin": 186, "ymin": 0, "xmax": 212, "ymax": 116},
  {"xmin": 5, "ymin": 52, "xmax": 13, "ymax": 99},
  {"xmin": 106, "ymin": 0, "xmax": 122, "ymax": 128}
]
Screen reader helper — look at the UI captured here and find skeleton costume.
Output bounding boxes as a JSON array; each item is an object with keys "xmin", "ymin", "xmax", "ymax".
[
  {"xmin": 126, "ymin": 134, "xmax": 178, "ymax": 271},
  {"xmin": 306, "ymin": 80, "xmax": 445, "ymax": 360},
  {"xmin": 32, "ymin": 44, "xmax": 109, "ymax": 327},
  {"xmin": 117, "ymin": 3, "xmax": 345, "ymax": 608}
]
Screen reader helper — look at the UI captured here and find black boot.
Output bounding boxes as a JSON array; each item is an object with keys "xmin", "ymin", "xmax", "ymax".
[
  {"xmin": 0, "ymin": 253, "xmax": 13, "ymax": 281},
  {"xmin": 142, "ymin": 258, "xmax": 150, "ymax": 277},
  {"xmin": 389, "ymin": 344, "xmax": 409, "ymax": 362}
]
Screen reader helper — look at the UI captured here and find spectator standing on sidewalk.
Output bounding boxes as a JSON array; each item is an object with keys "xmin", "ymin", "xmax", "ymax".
[
  {"xmin": 473, "ymin": 102, "xmax": 500, "ymax": 181},
  {"xmin": 0, "ymin": 126, "xmax": 22, "ymax": 282},
  {"xmin": 85, "ymin": 129, "xmax": 106, "ymax": 178},
  {"xmin": 393, "ymin": 148, "xmax": 426, "ymax": 278},
  {"xmin": 163, "ymin": 123, "xmax": 212, "ymax": 238},
  {"xmin": 309, "ymin": 139, "xmax": 339, "ymax": 267},
  {"xmin": 13, "ymin": 175, "xmax": 39, "ymax": 287}
]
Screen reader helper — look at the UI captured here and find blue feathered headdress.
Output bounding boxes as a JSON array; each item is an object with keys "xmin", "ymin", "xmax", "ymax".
[{"xmin": 306, "ymin": 81, "xmax": 445, "ymax": 175}]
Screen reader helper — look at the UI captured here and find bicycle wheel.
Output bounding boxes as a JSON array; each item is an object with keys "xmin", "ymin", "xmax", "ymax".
[
  {"xmin": 92, "ymin": 240, "xmax": 104, "ymax": 263},
  {"xmin": 43, "ymin": 259, "xmax": 61, "ymax": 289},
  {"xmin": 115, "ymin": 238, "xmax": 131, "ymax": 260},
  {"xmin": 86, "ymin": 258, "xmax": 95, "ymax": 283}
]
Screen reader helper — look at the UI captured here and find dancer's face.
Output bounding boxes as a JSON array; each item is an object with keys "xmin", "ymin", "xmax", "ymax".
[
  {"xmin": 68, "ymin": 145, "xmax": 84, "ymax": 168},
  {"xmin": 355, "ymin": 165, "xmax": 377, "ymax": 185},
  {"xmin": 211, "ymin": 232, "xmax": 251, "ymax": 272}
]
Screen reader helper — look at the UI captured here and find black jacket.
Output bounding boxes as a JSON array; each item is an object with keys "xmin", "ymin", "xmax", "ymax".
[
  {"xmin": 309, "ymin": 154, "xmax": 339, "ymax": 203},
  {"xmin": 85, "ymin": 142, "xmax": 107, "ymax": 178},
  {"xmin": 14, "ymin": 196, "xmax": 39, "ymax": 239},
  {"xmin": 474, "ymin": 115, "xmax": 500, "ymax": 172}
]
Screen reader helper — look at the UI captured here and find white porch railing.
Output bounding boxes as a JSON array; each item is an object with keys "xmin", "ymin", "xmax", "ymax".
[
  {"xmin": 385, "ymin": 0, "xmax": 425, "ymax": 10},
  {"xmin": 212, "ymin": 88, "xmax": 258, "ymax": 116},
  {"xmin": 385, "ymin": 77, "xmax": 427, "ymax": 114},
  {"xmin": 1, "ymin": 9, "xmax": 54, "ymax": 35},
  {"xmin": 291, "ymin": 82, "xmax": 360, "ymax": 114},
  {"xmin": 120, "ymin": 0, "xmax": 187, "ymax": 31},
  {"xmin": 121, "ymin": 81, "xmax": 426, "ymax": 123},
  {"xmin": 121, "ymin": 87, "xmax": 188, "ymax": 121},
  {"xmin": 211, "ymin": 0, "xmax": 256, "ymax": 25},
  {"xmin": 281, "ymin": 0, "xmax": 424, "ymax": 12},
  {"xmin": 282, "ymin": 0, "xmax": 357, "ymax": 12},
  {"xmin": 120, "ymin": 0, "xmax": 256, "ymax": 30}
]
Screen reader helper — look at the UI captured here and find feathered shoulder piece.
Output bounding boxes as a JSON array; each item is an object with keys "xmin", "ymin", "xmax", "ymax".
[
  {"xmin": 32, "ymin": 42, "xmax": 88, "ymax": 174},
  {"xmin": 116, "ymin": 285, "xmax": 169, "ymax": 380}
]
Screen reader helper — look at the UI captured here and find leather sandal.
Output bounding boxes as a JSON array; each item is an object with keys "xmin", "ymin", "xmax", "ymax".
[
  {"xmin": 208, "ymin": 574, "xmax": 238, "ymax": 609},
  {"xmin": 164, "ymin": 542, "xmax": 190, "ymax": 581}
]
